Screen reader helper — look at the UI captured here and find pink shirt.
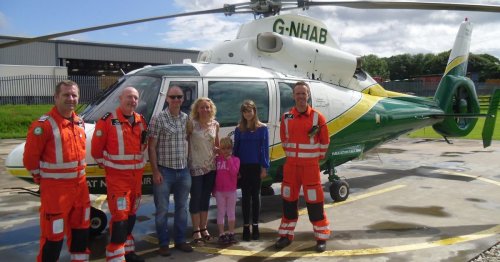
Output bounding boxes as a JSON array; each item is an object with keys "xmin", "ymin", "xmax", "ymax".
[{"xmin": 215, "ymin": 155, "xmax": 240, "ymax": 192}]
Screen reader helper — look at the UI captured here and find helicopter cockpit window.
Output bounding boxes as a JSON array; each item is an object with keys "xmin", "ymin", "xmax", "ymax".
[
  {"xmin": 208, "ymin": 81, "xmax": 269, "ymax": 127},
  {"xmin": 163, "ymin": 81, "xmax": 198, "ymax": 116},
  {"xmin": 81, "ymin": 75, "xmax": 162, "ymax": 123}
]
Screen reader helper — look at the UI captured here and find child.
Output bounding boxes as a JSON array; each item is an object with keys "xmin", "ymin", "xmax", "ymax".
[
  {"xmin": 233, "ymin": 100, "xmax": 270, "ymax": 241},
  {"xmin": 215, "ymin": 137, "xmax": 240, "ymax": 245}
]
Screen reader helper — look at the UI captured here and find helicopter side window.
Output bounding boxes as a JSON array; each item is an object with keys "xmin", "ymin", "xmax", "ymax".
[
  {"xmin": 162, "ymin": 81, "xmax": 198, "ymax": 116},
  {"xmin": 278, "ymin": 82, "xmax": 295, "ymax": 117},
  {"xmin": 278, "ymin": 82, "xmax": 312, "ymax": 119},
  {"xmin": 208, "ymin": 81, "xmax": 269, "ymax": 127},
  {"xmin": 82, "ymin": 75, "xmax": 162, "ymax": 123}
]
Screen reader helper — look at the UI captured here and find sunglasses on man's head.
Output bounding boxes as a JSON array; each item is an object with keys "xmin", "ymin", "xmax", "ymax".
[{"xmin": 168, "ymin": 95, "xmax": 183, "ymax": 100}]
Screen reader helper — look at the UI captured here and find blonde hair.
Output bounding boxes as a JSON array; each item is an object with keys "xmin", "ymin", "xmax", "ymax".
[
  {"xmin": 190, "ymin": 97, "xmax": 217, "ymax": 121},
  {"xmin": 238, "ymin": 100, "xmax": 263, "ymax": 132},
  {"xmin": 219, "ymin": 137, "xmax": 233, "ymax": 149}
]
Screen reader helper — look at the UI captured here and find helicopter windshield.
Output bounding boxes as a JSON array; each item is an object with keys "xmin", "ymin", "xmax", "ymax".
[{"xmin": 81, "ymin": 75, "xmax": 162, "ymax": 123}]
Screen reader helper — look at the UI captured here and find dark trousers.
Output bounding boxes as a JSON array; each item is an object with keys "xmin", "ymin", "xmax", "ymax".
[{"xmin": 239, "ymin": 164, "xmax": 261, "ymax": 225}]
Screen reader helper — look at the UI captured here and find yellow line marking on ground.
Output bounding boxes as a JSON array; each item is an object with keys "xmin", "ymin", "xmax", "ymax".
[
  {"xmin": 192, "ymin": 224, "xmax": 500, "ymax": 257},
  {"xmin": 431, "ymin": 169, "xmax": 500, "ymax": 186},
  {"xmin": 299, "ymin": 184, "xmax": 406, "ymax": 215},
  {"xmin": 136, "ymin": 173, "xmax": 499, "ymax": 258}
]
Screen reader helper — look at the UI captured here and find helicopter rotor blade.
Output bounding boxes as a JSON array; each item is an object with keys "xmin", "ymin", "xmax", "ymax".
[
  {"xmin": 303, "ymin": 1, "xmax": 500, "ymax": 13},
  {"xmin": 0, "ymin": 4, "xmax": 254, "ymax": 49},
  {"xmin": 2, "ymin": 1, "xmax": 500, "ymax": 49}
]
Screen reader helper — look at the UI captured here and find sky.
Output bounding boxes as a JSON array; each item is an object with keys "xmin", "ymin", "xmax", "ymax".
[{"xmin": 1, "ymin": 0, "xmax": 500, "ymax": 58}]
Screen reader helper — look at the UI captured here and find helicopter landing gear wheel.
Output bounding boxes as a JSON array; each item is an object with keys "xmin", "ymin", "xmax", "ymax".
[
  {"xmin": 330, "ymin": 180, "xmax": 349, "ymax": 202},
  {"xmin": 89, "ymin": 207, "xmax": 107, "ymax": 236}
]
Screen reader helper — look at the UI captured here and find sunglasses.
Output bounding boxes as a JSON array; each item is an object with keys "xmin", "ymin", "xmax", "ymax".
[{"xmin": 168, "ymin": 95, "xmax": 183, "ymax": 100}]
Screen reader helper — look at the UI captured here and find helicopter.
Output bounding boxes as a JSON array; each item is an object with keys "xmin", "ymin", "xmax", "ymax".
[{"xmin": 3, "ymin": 1, "xmax": 500, "ymax": 235}]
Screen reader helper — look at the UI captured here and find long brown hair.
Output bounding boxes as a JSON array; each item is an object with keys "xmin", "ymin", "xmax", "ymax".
[{"xmin": 238, "ymin": 100, "xmax": 263, "ymax": 132}]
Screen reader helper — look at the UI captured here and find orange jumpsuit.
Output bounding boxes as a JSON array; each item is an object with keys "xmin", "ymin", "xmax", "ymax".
[
  {"xmin": 23, "ymin": 106, "xmax": 90, "ymax": 262},
  {"xmin": 91, "ymin": 108, "xmax": 147, "ymax": 261},
  {"xmin": 278, "ymin": 105, "xmax": 330, "ymax": 241}
]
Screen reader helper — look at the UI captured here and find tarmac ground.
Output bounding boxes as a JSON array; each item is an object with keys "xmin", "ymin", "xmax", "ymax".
[{"xmin": 0, "ymin": 138, "xmax": 499, "ymax": 262}]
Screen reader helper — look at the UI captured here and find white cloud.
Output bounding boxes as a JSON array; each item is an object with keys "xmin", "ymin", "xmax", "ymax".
[
  {"xmin": 0, "ymin": 11, "xmax": 8, "ymax": 30},
  {"xmin": 159, "ymin": 14, "xmax": 242, "ymax": 50}
]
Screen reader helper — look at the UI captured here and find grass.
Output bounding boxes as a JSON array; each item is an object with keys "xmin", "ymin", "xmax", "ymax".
[{"xmin": 0, "ymin": 104, "xmax": 53, "ymax": 138}]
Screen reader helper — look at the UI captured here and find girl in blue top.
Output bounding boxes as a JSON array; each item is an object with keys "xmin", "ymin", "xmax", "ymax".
[{"xmin": 233, "ymin": 100, "xmax": 270, "ymax": 241}]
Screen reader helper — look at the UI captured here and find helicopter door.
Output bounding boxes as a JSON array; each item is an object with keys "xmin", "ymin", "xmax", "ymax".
[
  {"xmin": 270, "ymin": 82, "xmax": 296, "ymax": 161},
  {"xmin": 206, "ymin": 80, "xmax": 272, "ymax": 140}
]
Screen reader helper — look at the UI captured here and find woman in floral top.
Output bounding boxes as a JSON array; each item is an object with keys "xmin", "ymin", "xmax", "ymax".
[{"xmin": 187, "ymin": 97, "xmax": 220, "ymax": 245}]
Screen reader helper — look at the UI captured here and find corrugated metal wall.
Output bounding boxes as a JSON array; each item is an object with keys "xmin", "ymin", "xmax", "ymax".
[
  {"xmin": 57, "ymin": 42, "xmax": 198, "ymax": 64},
  {"xmin": 0, "ymin": 37, "xmax": 199, "ymax": 66},
  {"xmin": 0, "ymin": 38, "xmax": 57, "ymax": 65}
]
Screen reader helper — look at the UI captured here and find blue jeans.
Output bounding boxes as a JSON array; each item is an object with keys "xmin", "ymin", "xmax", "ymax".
[{"xmin": 153, "ymin": 166, "xmax": 191, "ymax": 247}]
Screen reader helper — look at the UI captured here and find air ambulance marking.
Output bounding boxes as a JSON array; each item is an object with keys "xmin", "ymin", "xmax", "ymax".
[{"xmin": 139, "ymin": 171, "xmax": 500, "ymax": 258}]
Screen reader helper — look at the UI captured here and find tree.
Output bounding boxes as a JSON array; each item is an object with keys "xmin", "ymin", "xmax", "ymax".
[
  {"xmin": 468, "ymin": 53, "xmax": 500, "ymax": 81},
  {"xmin": 360, "ymin": 51, "xmax": 498, "ymax": 82},
  {"xmin": 387, "ymin": 54, "xmax": 414, "ymax": 80},
  {"xmin": 361, "ymin": 55, "xmax": 389, "ymax": 79}
]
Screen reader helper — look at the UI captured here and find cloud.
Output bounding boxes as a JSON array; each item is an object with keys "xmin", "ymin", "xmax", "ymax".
[
  {"xmin": 157, "ymin": 1, "xmax": 500, "ymax": 57},
  {"xmin": 158, "ymin": 14, "xmax": 242, "ymax": 50},
  {"xmin": 0, "ymin": 11, "xmax": 8, "ymax": 30}
]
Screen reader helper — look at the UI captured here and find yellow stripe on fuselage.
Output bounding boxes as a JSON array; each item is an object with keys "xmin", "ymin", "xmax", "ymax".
[
  {"xmin": 270, "ymin": 94, "xmax": 384, "ymax": 160},
  {"xmin": 444, "ymin": 55, "xmax": 467, "ymax": 76},
  {"xmin": 362, "ymin": 83, "xmax": 412, "ymax": 98},
  {"xmin": 325, "ymin": 93, "xmax": 383, "ymax": 135}
]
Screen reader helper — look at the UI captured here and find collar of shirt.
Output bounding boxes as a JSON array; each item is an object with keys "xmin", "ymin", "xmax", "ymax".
[
  {"xmin": 115, "ymin": 107, "xmax": 139, "ymax": 125},
  {"xmin": 50, "ymin": 106, "xmax": 80, "ymax": 127},
  {"xmin": 291, "ymin": 105, "xmax": 312, "ymax": 117}
]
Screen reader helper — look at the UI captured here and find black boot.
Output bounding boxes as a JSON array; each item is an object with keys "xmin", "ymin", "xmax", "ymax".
[
  {"xmin": 242, "ymin": 225, "xmax": 251, "ymax": 241},
  {"xmin": 252, "ymin": 224, "xmax": 260, "ymax": 240}
]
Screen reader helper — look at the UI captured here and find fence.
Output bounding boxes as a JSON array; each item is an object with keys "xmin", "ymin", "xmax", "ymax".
[{"xmin": 0, "ymin": 75, "xmax": 119, "ymax": 105}]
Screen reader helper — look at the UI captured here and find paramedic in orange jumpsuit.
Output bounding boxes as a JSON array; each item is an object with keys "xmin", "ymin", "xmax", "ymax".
[
  {"xmin": 275, "ymin": 81, "xmax": 330, "ymax": 253},
  {"xmin": 23, "ymin": 80, "xmax": 90, "ymax": 262},
  {"xmin": 91, "ymin": 87, "xmax": 147, "ymax": 262}
]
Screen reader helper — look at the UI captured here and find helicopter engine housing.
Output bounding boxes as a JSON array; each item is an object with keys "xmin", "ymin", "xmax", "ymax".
[{"xmin": 198, "ymin": 32, "xmax": 358, "ymax": 87}]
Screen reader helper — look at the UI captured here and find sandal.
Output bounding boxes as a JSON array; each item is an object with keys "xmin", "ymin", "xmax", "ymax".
[
  {"xmin": 200, "ymin": 228, "xmax": 213, "ymax": 241},
  {"xmin": 191, "ymin": 230, "xmax": 205, "ymax": 246}
]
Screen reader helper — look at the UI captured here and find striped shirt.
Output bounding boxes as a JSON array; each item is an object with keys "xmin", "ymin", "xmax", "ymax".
[{"xmin": 148, "ymin": 109, "xmax": 188, "ymax": 169}]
